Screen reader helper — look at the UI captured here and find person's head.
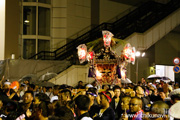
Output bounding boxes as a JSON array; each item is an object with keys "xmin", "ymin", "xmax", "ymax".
[
  {"xmin": 92, "ymin": 81, "xmax": 97, "ymax": 87},
  {"xmin": 23, "ymin": 80, "xmax": 29, "ymax": 84},
  {"xmin": 106, "ymin": 88, "xmax": 114, "ymax": 98},
  {"xmin": 102, "ymin": 85, "xmax": 109, "ymax": 90},
  {"xmin": 169, "ymin": 88, "xmax": 180, "ymax": 104},
  {"xmin": 23, "ymin": 91, "xmax": 34, "ymax": 104},
  {"xmin": 121, "ymin": 96, "xmax": 131, "ymax": 111},
  {"xmin": 113, "ymin": 85, "xmax": 121, "ymax": 98},
  {"xmin": 42, "ymin": 86, "xmax": 47, "ymax": 93},
  {"xmin": 150, "ymin": 101, "xmax": 169, "ymax": 120},
  {"xmin": 154, "ymin": 89, "xmax": 158, "ymax": 95},
  {"xmin": 135, "ymin": 86, "xmax": 144, "ymax": 98},
  {"xmin": 54, "ymin": 104, "xmax": 74, "ymax": 120},
  {"xmin": 156, "ymin": 83, "xmax": 162, "ymax": 89},
  {"xmin": 28, "ymin": 84, "xmax": 35, "ymax": 91},
  {"xmin": 174, "ymin": 84, "xmax": 179, "ymax": 89},
  {"xmin": 138, "ymin": 81, "xmax": 142, "ymax": 86},
  {"xmin": 130, "ymin": 97, "xmax": 142, "ymax": 113},
  {"xmin": 171, "ymin": 94, "xmax": 180, "ymax": 104},
  {"xmin": 86, "ymin": 87, "xmax": 97, "ymax": 106},
  {"xmin": 34, "ymin": 93, "xmax": 50, "ymax": 105},
  {"xmin": 121, "ymin": 87, "xmax": 125, "ymax": 94},
  {"xmin": 78, "ymin": 81, "xmax": 83, "ymax": 86},
  {"xmin": 99, "ymin": 91, "xmax": 111, "ymax": 108},
  {"xmin": 60, "ymin": 89, "xmax": 72, "ymax": 102},
  {"xmin": 75, "ymin": 95, "xmax": 90, "ymax": 112},
  {"xmin": 159, "ymin": 90, "xmax": 166, "ymax": 101},
  {"xmin": 130, "ymin": 91, "xmax": 136, "ymax": 97},
  {"xmin": 20, "ymin": 83, "xmax": 26, "ymax": 91},
  {"xmin": 53, "ymin": 85, "xmax": 60, "ymax": 95},
  {"xmin": 46, "ymin": 87, "xmax": 52, "ymax": 92},
  {"xmin": 34, "ymin": 85, "xmax": 39, "ymax": 91},
  {"xmin": 145, "ymin": 91, "xmax": 149, "ymax": 96},
  {"xmin": 141, "ymin": 77, "xmax": 146, "ymax": 83},
  {"xmin": 149, "ymin": 89, "xmax": 153, "ymax": 95},
  {"xmin": 3, "ymin": 81, "xmax": 11, "ymax": 92},
  {"xmin": 160, "ymin": 80, "xmax": 164, "ymax": 84}
]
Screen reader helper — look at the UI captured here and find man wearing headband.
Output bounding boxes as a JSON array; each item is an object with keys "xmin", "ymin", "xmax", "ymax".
[
  {"xmin": 3, "ymin": 80, "xmax": 11, "ymax": 97},
  {"xmin": 86, "ymin": 88, "xmax": 99, "ymax": 118},
  {"xmin": 94, "ymin": 91, "xmax": 115, "ymax": 120}
]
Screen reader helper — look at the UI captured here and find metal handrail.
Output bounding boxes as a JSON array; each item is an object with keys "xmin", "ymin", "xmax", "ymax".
[{"xmin": 29, "ymin": 0, "xmax": 180, "ymax": 61}]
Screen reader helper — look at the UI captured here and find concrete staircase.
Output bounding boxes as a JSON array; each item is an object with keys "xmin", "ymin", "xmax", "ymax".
[{"xmin": 49, "ymin": 8, "xmax": 180, "ymax": 86}]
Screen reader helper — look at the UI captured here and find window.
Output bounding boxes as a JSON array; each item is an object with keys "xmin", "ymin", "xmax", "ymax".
[
  {"xmin": 23, "ymin": 6, "xmax": 36, "ymax": 35},
  {"xmin": 38, "ymin": 7, "xmax": 50, "ymax": 36},
  {"xmin": 38, "ymin": 39, "xmax": 50, "ymax": 52},
  {"xmin": 23, "ymin": 39, "xmax": 36, "ymax": 59},
  {"xmin": 24, "ymin": 0, "xmax": 36, "ymax": 2},
  {"xmin": 38, "ymin": 0, "xmax": 51, "ymax": 4},
  {"xmin": 21, "ymin": 1, "xmax": 51, "ymax": 59}
]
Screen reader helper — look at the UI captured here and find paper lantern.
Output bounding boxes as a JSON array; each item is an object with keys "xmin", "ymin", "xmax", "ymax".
[
  {"xmin": 87, "ymin": 51, "xmax": 94, "ymax": 61},
  {"xmin": 102, "ymin": 30, "xmax": 114, "ymax": 47},
  {"xmin": 77, "ymin": 44, "xmax": 87, "ymax": 63},
  {"xmin": 123, "ymin": 43, "xmax": 132, "ymax": 60}
]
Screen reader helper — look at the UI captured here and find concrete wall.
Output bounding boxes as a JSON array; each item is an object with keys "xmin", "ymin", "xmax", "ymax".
[
  {"xmin": 155, "ymin": 32, "xmax": 180, "ymax": 65},
  {"xmin": 67, "ymin": 0, "xmax": 91, "ymax": 39},
  {"xmin": 51, "ymin": 0, "xmax": 91, "ymax": 49},
  {"xmin": 127, "ymin": 58, "xmax": 149, "ymax": 83},
  {"xmin": 0, "ymin": 0, "xmax": 19, "ymax": 60},
  {"xmin": 51, "ymin": 0, "xmax": 67, "ymax": 50},
  {"xmin": 50, "ymin": 65, "xmax": 91, "ymax": 86},
  {"xmin": 99, "ymin": 0, "xmax": 132, "ymax": 23},
  {"xmin": 5, "ymin": 0, "xmax": 19, "ymax": 59},
  {"xmin": 0, "ymin": 0, "xmax": 6, "ymax": 60}
]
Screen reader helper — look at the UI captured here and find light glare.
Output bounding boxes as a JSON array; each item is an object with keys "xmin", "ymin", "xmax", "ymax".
[
  {"xmin": 136, "ymin": 51, "xmax": 140, "ymax": 57},
  {"xmin": 142, "ymin": 52, "xmax": 145, "ymax": 57}
]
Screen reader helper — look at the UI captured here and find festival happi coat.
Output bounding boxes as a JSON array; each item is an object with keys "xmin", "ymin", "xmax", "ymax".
[{"xmin": 77, "ymin": 31, "xmax": 136, "ymax": 86}]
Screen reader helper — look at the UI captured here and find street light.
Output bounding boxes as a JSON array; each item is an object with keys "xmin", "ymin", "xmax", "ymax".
[{"xmin": 136, "ymin": 51, "xmax": 145, "ymax": 84}]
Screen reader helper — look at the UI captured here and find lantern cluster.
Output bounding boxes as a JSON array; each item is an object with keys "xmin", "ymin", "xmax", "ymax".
[
  {"xmin": 122, "ymin": 43, "xmax": 136, "ymax": 65},
  {"xmin": 102, "ymin": 30, "xmax": 114, "ymax": 47},
  {"xmin": 77, "ymin": 30, "xmax": 136, "ymax": 85},
  {"xmin": 77, "ymin": 44, "xmax": 94, "ymax": 63}
]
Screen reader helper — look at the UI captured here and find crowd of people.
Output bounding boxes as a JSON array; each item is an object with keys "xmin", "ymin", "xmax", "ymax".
[{"xmin": 0, "ymin": 77, "xmax": 180, "ymax": 120}]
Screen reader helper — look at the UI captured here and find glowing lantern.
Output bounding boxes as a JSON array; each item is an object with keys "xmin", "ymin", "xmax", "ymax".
[
  {"xmin": 123, "ymin": 43, "xmax": 132, "ymax": 60},
  {"xmin": 77, "ymin": 44, "xmax": 87, "ymax": 63},
  {"xmin": 87, "ymin": 51, "xmax": 94, "ymax": 61},
  {"xmin": 102, "ymin": 30, "xmax": 114, "ymax": 47},
  {"xmin": 79, "ymin": 48, "xmax": 86, "ymax": 59},
  {"xmin": 96, "ymin": 70, "xmax": 102, "ymax": 79}
]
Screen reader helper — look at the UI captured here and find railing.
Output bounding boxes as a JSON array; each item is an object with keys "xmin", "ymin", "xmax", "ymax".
[{"xmin": 29, "ymin": 0, "xmax": 180, "ymax": 64}]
